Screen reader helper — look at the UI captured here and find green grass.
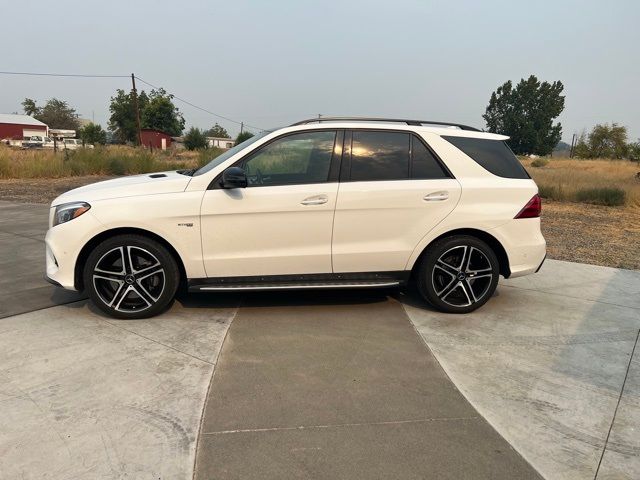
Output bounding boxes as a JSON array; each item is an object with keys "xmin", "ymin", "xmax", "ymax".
[{"xmin": 574, "ymin": 187, "xmax": 626, "ymax": 206}]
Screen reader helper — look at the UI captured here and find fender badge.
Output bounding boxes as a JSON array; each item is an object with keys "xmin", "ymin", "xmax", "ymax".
[{"xmin": 178, "ymin": 223, "xmax": 194, "ymax": 227}]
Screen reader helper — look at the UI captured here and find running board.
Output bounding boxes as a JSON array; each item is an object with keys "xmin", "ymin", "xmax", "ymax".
[
  {"xmin": 189, "ymin": 281, "xmax": 400, "ymax": 292},
  {"xmin": 187, "ymin": 272, "xmax": 408, "ymax": 293}
]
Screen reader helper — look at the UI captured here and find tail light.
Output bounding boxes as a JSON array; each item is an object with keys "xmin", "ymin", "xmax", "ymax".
[{"xmin": 514, "ymin": 194, "xmax": 541, "ymax": 219}]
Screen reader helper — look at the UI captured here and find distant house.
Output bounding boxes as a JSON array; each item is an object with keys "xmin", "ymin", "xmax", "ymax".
[
  {"xmin": 0, "ymin": 114, "xmax": 48, "ymax": 141},
  {"xmin": 140, "ymin": 128, "xmax": 173, "ymax": 150},
  {"xmin": 207, "ymin": 137, "xmax": 235, "ymax": 149}
]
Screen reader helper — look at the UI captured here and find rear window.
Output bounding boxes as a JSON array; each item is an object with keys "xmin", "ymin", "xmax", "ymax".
[{"xmin": 442, "ymin": 136, "xmax": 529, "ymax": 179}]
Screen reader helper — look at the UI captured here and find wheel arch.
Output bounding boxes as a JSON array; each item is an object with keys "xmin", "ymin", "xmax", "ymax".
[
  {"xmin": 74, "ymin": 227, "xmax": 187, "ymax": 291},
  {"xmin": 410, "ymin": 228, "xmax": 511, "ymax": 279}
]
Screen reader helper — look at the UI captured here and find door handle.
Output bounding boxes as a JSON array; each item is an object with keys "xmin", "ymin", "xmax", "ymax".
[
  {"xmin": 423, "ymin": 191, "xmax": 449, "ymax": 202},
  {"xmin": 301, "ymin": 194, "xmax": 328, "ymax": 206}
]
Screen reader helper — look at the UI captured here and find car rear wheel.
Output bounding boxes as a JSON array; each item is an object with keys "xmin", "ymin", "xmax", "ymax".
[
  {"xmin": 83, "ymin": 234, "xmax": 179, "ymax": 319},
  {"xmin": 417, "ymin": 235, "xmax": 499, "ymax": 313}
]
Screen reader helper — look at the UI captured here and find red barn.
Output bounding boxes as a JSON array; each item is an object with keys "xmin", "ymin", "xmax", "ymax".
[
  {"xmin": 140, "ymin": 129, "xmax": 173, "ymax": 150},
  {"xmin": 0, "ymin": 114, "xmax": 48, "ymax": 140}
]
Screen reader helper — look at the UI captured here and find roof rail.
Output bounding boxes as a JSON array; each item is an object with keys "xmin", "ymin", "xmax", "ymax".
[{"xmin": 290, "ymin": 117, "xmax": 481, "ymax": 132}]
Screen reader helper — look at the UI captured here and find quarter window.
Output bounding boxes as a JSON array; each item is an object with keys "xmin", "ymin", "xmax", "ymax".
[
  {"xmin": 350, "ymin": 131, "xmax": 410, "ymax": 181},
  {"xmin": 243, "ymin": 131, "xmax": 336, "ymax": 186},
  {"xmin": 411, "ymin": 135, "xmax": 449, "ymax": 179}
]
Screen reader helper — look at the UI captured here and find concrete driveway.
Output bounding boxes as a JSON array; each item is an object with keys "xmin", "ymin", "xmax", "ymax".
[{"xmin": 0, "ymin": 200, "xmax": 638, "ymax": 479}]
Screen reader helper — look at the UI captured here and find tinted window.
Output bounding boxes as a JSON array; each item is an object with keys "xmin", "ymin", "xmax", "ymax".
[
  {"xmin": 442, "ymin": 136, "xmax": 529, "ymax": 179},
  {"xmin": 412, "ymin": 135, "xmax": 449, "ymax": 179},
  {"xmin": 194, "ymin": 131, "xmax": 269, "ymax": 176},
  {"xmin": 350, "ymin": 131, "xmax": 409, "ymax": 181},
  {"xmin": 244, "ymin": 131, "xmax": 336, "ymax": 186}
]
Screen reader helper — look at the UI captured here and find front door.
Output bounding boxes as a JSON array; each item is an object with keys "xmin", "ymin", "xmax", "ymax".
[
  {"xmin": 332, "ymin": 130, "xmax": 461, "ymax": 273},
  {"xmin": 200, "ymin": 130, "xmax": 341, "ymax": 277}
]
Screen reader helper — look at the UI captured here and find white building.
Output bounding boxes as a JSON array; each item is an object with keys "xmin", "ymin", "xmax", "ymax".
[{"xmin": 207, "ymin": 137, "xmax": 235, "ymax": 149}]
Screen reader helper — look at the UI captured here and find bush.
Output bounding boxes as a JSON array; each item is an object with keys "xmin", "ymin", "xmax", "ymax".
[
  {"xmin": 575, "ymin": 187, "xmax": 626, "ymax": 206},
  {"xmin": 538, "ymin": 184, "xmax": 562, "ymax": 200},
  {"xmin": 184, "ymin": 127, "xmax": 208, "ymax": 151},
  {"xmin": 530, "ymin": 158, "xmax": 549, "ymax": 168}
]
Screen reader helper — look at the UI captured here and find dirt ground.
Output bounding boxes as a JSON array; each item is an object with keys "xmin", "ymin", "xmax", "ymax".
[{"xmin": 0, "ymin": 176, "xmax": 638, "ymax": 270}]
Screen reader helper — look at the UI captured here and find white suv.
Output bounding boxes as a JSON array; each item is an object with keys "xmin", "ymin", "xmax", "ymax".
[{"xmin": 45, "ymin": 118, "xmax": 545, "ymax": 319}]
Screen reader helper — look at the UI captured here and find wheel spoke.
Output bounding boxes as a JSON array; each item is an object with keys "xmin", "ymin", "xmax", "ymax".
[
  {"xmin": 131, "ymin": 284, "xmax": 154, "ymax": 306},
  {"xmin": 112, "ymin": 284, "xmax": 131, "ymax": 309},
  {"xmin": 134, "ymin": 262, "xmax": 162, "ymax": 277},
  {"xmin": 93, "ymin": 271, "xmax": 125, "ymax": 282},
  {"xmin": 462, "ymin": 279, "xmax": 478, "ymax": 303},
  {"xmin": 438, "ymin": 279, "xmax": 460, "ymax": 300},
  {"xmin": 123, "ymin": 247, "xmax": 135, "ymax": 274},
  {"xmin": 436, "ymin": 260, "xmax": 458, "ymax": 276}
]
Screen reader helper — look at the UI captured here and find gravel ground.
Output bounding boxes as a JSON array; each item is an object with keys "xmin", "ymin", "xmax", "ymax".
[{"xmin": 1, "ymin": 177, "xmax": 638, "ymax": 270}]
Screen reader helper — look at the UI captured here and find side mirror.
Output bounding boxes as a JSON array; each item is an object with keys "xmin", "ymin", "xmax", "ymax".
[{"xmin": 220, "ymin": 166, "xmax": 248, "ymax": 189}]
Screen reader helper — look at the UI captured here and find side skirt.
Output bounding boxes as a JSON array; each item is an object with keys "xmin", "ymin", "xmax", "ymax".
[{"xmin": 187, "ymin": 271, "xmax": 410, "ymax": 293}]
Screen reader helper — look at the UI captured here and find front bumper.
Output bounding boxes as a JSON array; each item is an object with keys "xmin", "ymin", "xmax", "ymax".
[{"xmin": 45, "ymin": 210, "xmax": 103, "ymax": 291}]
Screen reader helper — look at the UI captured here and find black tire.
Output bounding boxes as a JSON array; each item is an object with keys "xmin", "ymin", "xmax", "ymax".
[
  {"xmin": 83, "ymin": 234, "xmax": 180, "ymax": 319},
  {"xmin": 416, "ymin": 235, "xmax": 499, "ymax": 314}
]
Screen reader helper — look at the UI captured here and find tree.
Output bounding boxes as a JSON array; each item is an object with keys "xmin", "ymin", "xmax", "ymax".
[
  {"xmin": 108, "ymin": 89, "xmax": 149, "ymax": 144},
  {"xmin": 183, "ymin": 127, "xmax": 208, "ymax": 150},
  {"xmin": 141, "ymin": 88, "xmax": 185, "ymax": 136},
  {"xmin": 22, "ymin": 98, "xmax": 79, "ymax": 130},
  {"xmin": 78, "ymin": 123, "xmax": 107, "ymax": 145},
  {"xmin": 628, "ymin": 141, "xmax": 640, "ymax": 163},
  {"xmin": 204, "ymin": 123, "xmax": 230, "ymax": 138},
  {"xmin": 483, "ymin": 75, "xmax": 565, "ymax": 156},
  {"xmin": 574, "ymin": 124, "xmax": 629, "ymax": 159},
  {"xmin": 22, "ymin": 98, "xmax": 38, "ymax": 117},
  {"xmin": 235, "ymin": 131, "xmax": 254, "ymax": 144}
]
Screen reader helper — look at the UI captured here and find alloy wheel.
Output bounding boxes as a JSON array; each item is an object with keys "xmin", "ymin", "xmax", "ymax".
[
  {"xmin": 92, "ymin": 246, "xmax": 165, "ymax": 313},
  {"xmin": 431, "ymin": 245, "xmax": 494, "ymax": 307}
]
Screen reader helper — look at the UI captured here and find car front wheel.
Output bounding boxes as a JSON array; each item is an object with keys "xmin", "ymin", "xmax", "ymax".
[
  {"xmin": 417, "ymin": 235, "xmax": 499, "ymax": 313},
  {"xmin": 83, "ymin": 234, "xmax": 179, "ymax": 319}
]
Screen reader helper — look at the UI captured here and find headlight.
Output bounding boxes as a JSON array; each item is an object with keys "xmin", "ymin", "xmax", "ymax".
[{"xmin": 53, "ymin": 202, "xmax": 91, "ymax": 226}]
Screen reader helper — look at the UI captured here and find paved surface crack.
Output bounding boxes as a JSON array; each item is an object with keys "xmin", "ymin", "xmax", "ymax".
[
  {"xmin": 202, "ymin": 416, "xmax": 481, "ymax": 435},
  {"xmin": 102, "ymin": 318, "xmax": 214, "ymax": 365},
  {"xmin": 501, "ymin": 283, "xmax": 640, "ymax": 310},
  {"xmin": 594, "ymin": 328, "xmax": 640, "ymax": 480}
]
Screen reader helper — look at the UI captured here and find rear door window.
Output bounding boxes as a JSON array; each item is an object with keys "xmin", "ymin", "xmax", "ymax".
[
  {"xmin": 350, "ymin": 131, "xmax": 410, "ymax": 181},
  {"xmin": 442, "ymin": 136, "xmax": 529, "ymax": 179}
]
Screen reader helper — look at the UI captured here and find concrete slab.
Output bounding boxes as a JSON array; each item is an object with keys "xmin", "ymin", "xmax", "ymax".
[
  {"xmin": 402, "ymin": 259, "xmax": 640, "ymax": 480},
  {"xmin": 0, "ymin": 201, "xmax": 84, "ymax": 318},
  {"xmin": 597, "ymin": 336, "xmax": 640, "ymax": 479},
  {"xmin": 0, "ymin": 300, "xmax": 236, "ymax": 479},
  {"xmin": 195, "ymin": 293, "xmax": 541, "ymax": 479}
]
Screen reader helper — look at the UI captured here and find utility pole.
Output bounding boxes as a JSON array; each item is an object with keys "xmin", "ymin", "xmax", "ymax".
[
  {"xmin": 240, "ymin": 122, "xmax": 243, "ymax": 134},
  {"xmin": 569, "ymin": 133, "xmax": 577, "ymax": 158},
  {"xmin": 131, "ymin": 73, "xmax": 143, "ymax": 146}
]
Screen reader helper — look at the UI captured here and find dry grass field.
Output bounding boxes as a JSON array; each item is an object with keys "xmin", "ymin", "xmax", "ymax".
[
  {"xmin": 0, "ymin": 145, "xmax": 217, "ymax": 178},
  {"xmin": 522, "ymin": 157, "xmax": 640, "ymax": 208}
]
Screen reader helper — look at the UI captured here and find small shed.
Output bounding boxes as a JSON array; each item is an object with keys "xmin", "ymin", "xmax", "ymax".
[
  {"xmin": 140, "ymin": 129, "xmax": 173, "ymax": 150},
  {"xmin": 0, "ymin": 114, "xmax": 48, "ymax": 140}
]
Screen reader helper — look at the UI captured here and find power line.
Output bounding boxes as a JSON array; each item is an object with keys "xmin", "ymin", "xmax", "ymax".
[
  {"xmin": 134, "ymin": 76, "xmax": 264, "ymax": 131},
  {"xmin": 0, "ymin": 70, "xmax": 129, "ymax": 78},
  {"xmin": 0, "ymin": 70, "xmax": 265, "ymax": 132}
]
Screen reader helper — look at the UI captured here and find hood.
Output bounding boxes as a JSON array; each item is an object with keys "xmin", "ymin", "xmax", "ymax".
[{"xmin": 51, "ymin": 171, "xmax": 192, "ymax": 206}]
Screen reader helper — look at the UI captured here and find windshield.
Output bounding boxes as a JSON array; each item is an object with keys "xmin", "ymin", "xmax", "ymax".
[{"xmin": 193, "ymin": 131, "xmax": 270, "ymax": 176}]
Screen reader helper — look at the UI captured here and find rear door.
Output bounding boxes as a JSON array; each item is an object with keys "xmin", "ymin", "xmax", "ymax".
[{"xmin": 332, "ymin": 130, "xmax": 461, "ymax": 273}]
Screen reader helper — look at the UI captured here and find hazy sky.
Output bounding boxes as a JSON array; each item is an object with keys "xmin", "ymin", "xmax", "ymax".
[{"xmin": 1, "ymin": 0, "xmax": 638, "ymax": 141}]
